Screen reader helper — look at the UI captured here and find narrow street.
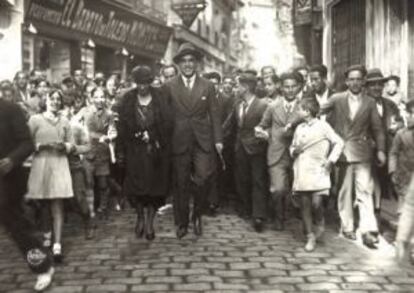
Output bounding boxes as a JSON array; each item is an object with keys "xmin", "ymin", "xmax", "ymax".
[{"xmin": 0, "ymin": 207, "xmax": 412, "ymax": 293}]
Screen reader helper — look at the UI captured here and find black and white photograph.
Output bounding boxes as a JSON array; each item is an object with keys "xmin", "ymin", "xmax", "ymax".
[{"xmin": 0, "ymin": 0, "xmax": 414, "ymax": 292}]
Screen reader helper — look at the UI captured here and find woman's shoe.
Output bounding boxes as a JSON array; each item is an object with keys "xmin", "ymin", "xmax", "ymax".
[
  {"xmin": 52, "ymin": 243, "xmax": 63, "ymax": 263},
  {"xmin": 34, "ymin": 267, "xmax": 55, "ymax": 292}
]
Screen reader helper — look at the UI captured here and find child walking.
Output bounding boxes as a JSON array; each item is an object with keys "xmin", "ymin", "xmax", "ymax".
[{"xmin": 290, "ymin": 98, "xmax": 344, "ymax": 251}]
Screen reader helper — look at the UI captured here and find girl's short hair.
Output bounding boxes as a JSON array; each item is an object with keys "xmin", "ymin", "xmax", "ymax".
[{"xmin": 299, "ymin": 98, "xmax": 320, "ymax": 117}]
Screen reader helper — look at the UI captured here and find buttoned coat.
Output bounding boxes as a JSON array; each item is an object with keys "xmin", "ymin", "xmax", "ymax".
[
  {"xmin": 321, "ymin": 91, "xmax": 385, "ymax": 163},
  {"xmin": 163, "ymin": 75, "xmax": 222, "ymax": 155},
  {"xmin": 388, "ymin": 127, "xmax": 414, "ymax": 198},
  {"xmin": 232, "ymin": 97, "xmax": 268, "ymax": 155},
  {"xmin": 290, "ymin": 119, "xmax": 344, "ymax": 192},
  {"xmin": 257, "ymin": 98, "xmax": 302, "ymax": 167}
]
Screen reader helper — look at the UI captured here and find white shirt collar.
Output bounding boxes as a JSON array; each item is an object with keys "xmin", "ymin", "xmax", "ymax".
[
  {"xmin": 348, "ymin": 90, "xmax": 361, "ymax": 101},
  {"xmin": 181, "ymin": 74, "xmax": 196, "ymax": 89},
  {"xmin": 283, "ymin": 97, "xmax": 296, "ymax": 108}
]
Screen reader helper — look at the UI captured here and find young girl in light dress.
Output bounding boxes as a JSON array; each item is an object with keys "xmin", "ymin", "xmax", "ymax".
[{"xmin": 26, "ymin": 89, "xmax": 74, "ymax": 262}]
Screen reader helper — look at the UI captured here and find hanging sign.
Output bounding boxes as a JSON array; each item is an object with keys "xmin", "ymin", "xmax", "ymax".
[
  {"xmin": 294, "ymin": 0, "xmax": 313, "ymax": 26},
  {"xmin": 171, "ymin": 0, "xmax": 207, "ymax": 28}
]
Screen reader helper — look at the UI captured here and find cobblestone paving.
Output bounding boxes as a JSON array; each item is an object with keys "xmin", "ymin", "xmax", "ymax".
[{"xmin": 0, "ymin": 207, "xmax": 414, "ymax": 293}]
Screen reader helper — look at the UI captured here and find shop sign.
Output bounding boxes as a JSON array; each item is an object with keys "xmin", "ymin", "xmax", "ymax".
[
  {"xmin": 294, "ymin": 0, "xmax": 313, "ymax": 26},
  {"xmin": 25, "ymin": 0, "xmax": 172, "ymax": 56},
  {"xmin": 171, "ymin": 0, "xmax": 207, "ymax": 28}
]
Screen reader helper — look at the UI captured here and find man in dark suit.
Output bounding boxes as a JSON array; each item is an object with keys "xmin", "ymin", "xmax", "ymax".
[
  {"xmin": 365, "ymin": 69, "xmax": 403, "ymax": 211},
  {"xmin": 0, "ymin": 99, "xmax": 54, "ymax": 291},
  {"xmin": 256, "ymin": 72, "xmax": 303, "ymax": 231},
  {"xmin": 309, "ymin": 65, "xmax": 335, "ymax": 121},
  {"xmin": 232, "ymin": 74, "xmax": 268, "ymax": 231},
  {"xmin": 321, "ymin": 65, "xmax": 386, "ymax": 249},
  {"xmin": 163, "ymin": 43, "xmax": 223, "ymax": 238}
]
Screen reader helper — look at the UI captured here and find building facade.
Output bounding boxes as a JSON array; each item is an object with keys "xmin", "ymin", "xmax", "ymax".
[
  {"xmin": 160, "ymin": 0, "xmax": 243, "ymax": 75},
  {"xmin": 322, "ymin": 0, "xmax": 414, "ymax": 97},
  {"xmin": 0, "ymin": 0, "xmax": 24, "ymax": 81},
  {"xmin": 22, "ymin": 0, "xmax": 172, "ymax": 82}
]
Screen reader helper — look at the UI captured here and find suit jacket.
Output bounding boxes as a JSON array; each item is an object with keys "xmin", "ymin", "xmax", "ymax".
[
  {"xmin": 232, "ymin": 97, "xmax": 268, "ymax": 155},
  {"xmin": 163, "ymin": 75, "xmax": 222, "ymax": 155},
  {"xmin": 258, "ymin": 98, "xmax": 301, "ymax": 166},
  {"xmin": 373, "ymin": 96, "xmax": 403, "ymax": 151},
  {"xmin": 0, "ymin": 99, "xmax": 34, "ymax": 166},
  {"xmin": 0, "ymin": 100, "xmax": 34, "ymax": 202},
  {"xmin": 321, "ymin": 91, "xmax": 385, "ymax": 163}
]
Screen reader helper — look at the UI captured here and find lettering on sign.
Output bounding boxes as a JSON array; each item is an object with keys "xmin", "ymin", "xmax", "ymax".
[{"xmin": 26, "ymin": 0, "xmax": 172, "ymax": 56}]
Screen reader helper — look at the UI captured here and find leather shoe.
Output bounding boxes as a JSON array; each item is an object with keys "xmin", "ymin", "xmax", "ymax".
[
  {"xmin": 145, "ymin": 232, "xmax": 155, "ymax": 241},
  {"xmin": 253, "ymin": 218, "xmax": 264, "ymax": 232},
  {"xmin": 362, "ymin": 232, "xmax": 378, "ymax": 249},
  {"xmin": 176, "ymin": 226, "xmax": 188, "ymax": 239},
  {"xmin": 208, "ymin": 204, "xmax": 219, "ymax": 217},
  {"xmin": 135, "ymin": 222, "xmax": 144, "ymax": 239},
  {"xmin": 193, "ymin": 216, "xmax": 203, "ymax": 236},
  {"xmin": 342, "ymin": 231, "xmax": 356, "ymax": 240},
  {"xmin": 273, "ymin": 219, "xmax": 284, "ymax": 231}
]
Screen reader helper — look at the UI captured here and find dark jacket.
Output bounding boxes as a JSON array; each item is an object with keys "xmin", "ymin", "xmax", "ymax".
[
  {"xmin": 0, "ymin": 99, "xmax": 34, "ymax": 202},
  {"xmin": 232, "ymin": 97, "xmax": 268, "ymax": 155},
  {"xmin": 0, "ymin": 99, "xmax": 34, "ymax": 166},
  {"xmin": 162, "ymin": 75, "xmax": 223, "ymax": 155}
]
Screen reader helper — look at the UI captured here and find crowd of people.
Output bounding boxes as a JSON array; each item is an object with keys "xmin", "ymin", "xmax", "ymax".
[{"xmin": 1, "ymin": 41, "xmax": 414, "ymax": 291}]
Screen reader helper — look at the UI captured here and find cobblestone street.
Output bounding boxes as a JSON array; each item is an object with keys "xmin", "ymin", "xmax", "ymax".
[{"xmin": 0, "ymin": 207, "xmax": 413, "ymax": 293}]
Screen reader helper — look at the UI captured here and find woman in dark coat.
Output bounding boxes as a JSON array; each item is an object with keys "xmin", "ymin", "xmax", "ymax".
[{"xmin": 117, "ymin": 66, "xmax": 170, "ymax": 240}]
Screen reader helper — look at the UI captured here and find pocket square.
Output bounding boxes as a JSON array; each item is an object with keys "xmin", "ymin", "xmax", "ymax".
[{"xmin": 201, "ymin": 96, "xmax": 207, "ymax": 101}]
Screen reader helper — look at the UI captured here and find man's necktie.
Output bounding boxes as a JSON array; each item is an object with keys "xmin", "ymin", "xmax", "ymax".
[
  {"xmin": 240, "ymin": 101, "xmax": 248, "ymax": 127},
  {"xmin": 186, "ymin": 78, "xmax": 192, "ymax": 90}
]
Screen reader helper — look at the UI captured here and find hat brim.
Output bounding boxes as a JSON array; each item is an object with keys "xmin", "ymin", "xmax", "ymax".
[
  {"xmin": 366, "ymin": 77, "xmax": 388, "ymax": 83},
  {"xmin": 173, "ymin": 49, "xmax": 203, "ymax": 64}
]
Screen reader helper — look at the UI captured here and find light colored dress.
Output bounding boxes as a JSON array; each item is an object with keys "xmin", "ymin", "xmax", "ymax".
[
  {"xmin": 290, "ymin": 118, "xmax": 344, "ymax": 192},
  {"xmin": 26, "ymin": 113, "xmax": 74, "ymax": 199}
]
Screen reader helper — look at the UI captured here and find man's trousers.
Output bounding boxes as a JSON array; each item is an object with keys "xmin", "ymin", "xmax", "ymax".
[
  {"xmin": 173, "ymin": 145, "xmax": 215, "ymax": 228},
  {"xmin": 0, "ymin": 170, "xmax": 52, "ymax": 274},
  {"xmin": 234, "ymin": 146, "xmax": 268, "ymax": 219},
  {"xmin": 336, "ymin": 162, "xmax": 378, "ymax": 234}
]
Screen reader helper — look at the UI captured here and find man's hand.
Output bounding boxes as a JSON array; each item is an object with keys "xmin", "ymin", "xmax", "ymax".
[
  {"xmin": 390, "ymin": 172, "xmax": 397, "ymax": 185},
  {"xmin": 215, "ymin": 143, "xmax": 224, "ymax": 154},
  {"xmin": 376, "ymin": 151, "xmax": 386, "ymax": 167},
  {"xmin": 284, "ymin": 123, "xmax": 292, "ymax": 132},
  {"xmin": 99, "ymin": 135, "xmax": 109, "ymax": 144},
  {"xmin": 0, "ymin": 157, "xmax": 14, "ymax": 175},
  {"xmin": 254, "ymin": 127, "xmax": 269, "ymax": 140},
  {"xmin": 52, "ymin": 142, "xmax": 67, "ymax": 153},
  {"xmin": 291, "ymin": 148, "xmax": 301, "ymax": 158}
]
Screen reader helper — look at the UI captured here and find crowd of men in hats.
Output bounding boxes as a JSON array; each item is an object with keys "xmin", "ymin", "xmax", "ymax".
[{"xmin": 1, "ymin": 41, "xmax": 414, "ymax": 290}]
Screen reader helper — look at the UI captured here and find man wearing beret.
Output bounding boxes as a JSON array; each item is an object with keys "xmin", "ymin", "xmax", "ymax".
[
  {"xmin": 163, "ymin": 43, "xmax": 223, "ymax": 238},
  {"xmin": 321, "ymin": 65, "xmax": 386, "ymax": 249}
]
